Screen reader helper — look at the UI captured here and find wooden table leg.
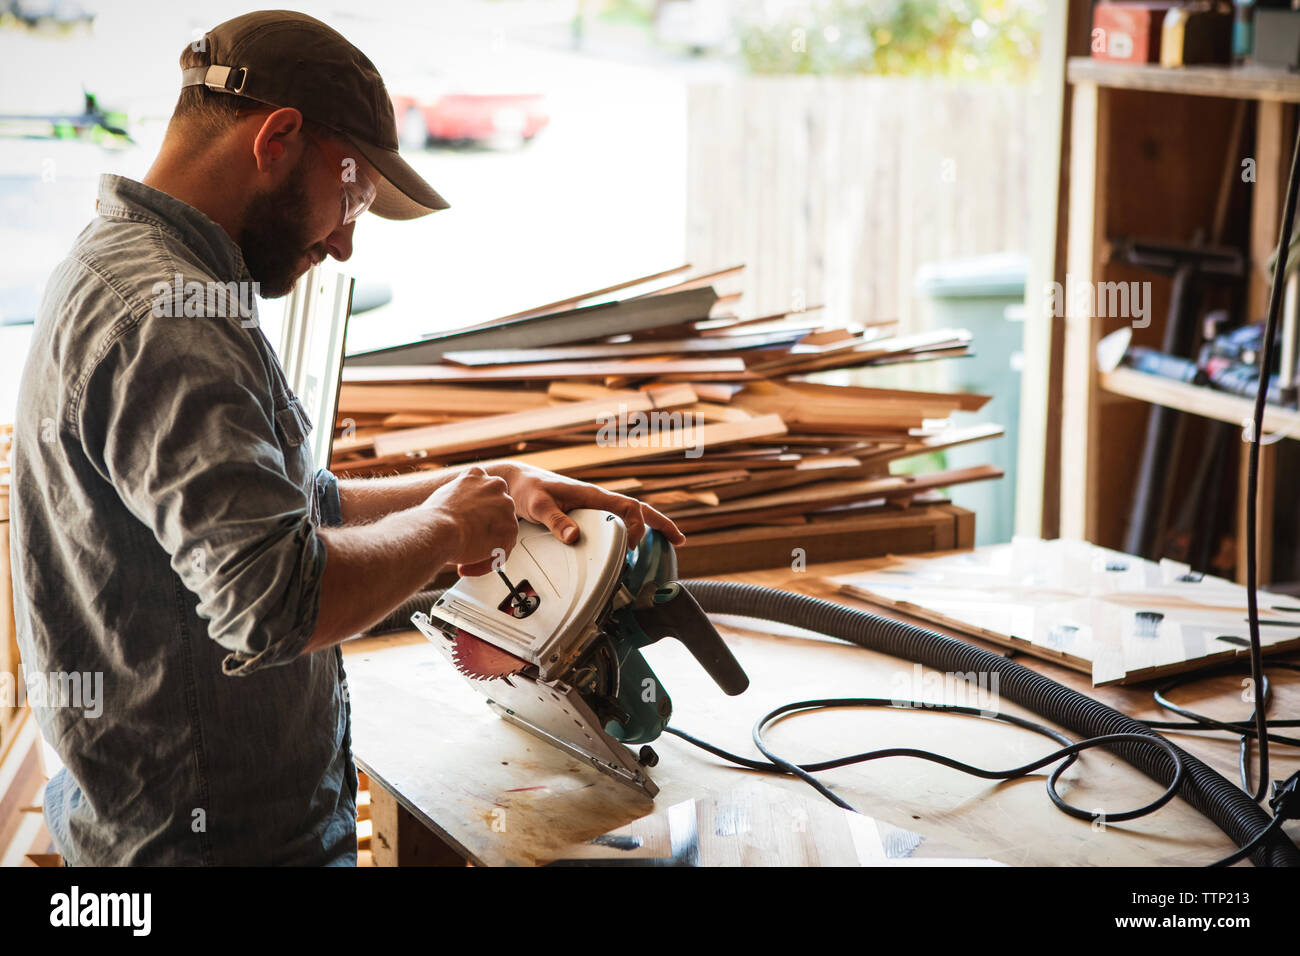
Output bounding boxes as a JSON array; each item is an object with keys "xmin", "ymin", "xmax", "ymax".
[{"xmin": 368, "ymin": 780, "xmax": 469, "ymax": 867}]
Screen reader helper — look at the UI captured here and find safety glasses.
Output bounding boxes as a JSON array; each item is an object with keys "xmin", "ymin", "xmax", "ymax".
[{"xmin": 304, "ymin": 128, "xmax": 377, "ymax": 227}]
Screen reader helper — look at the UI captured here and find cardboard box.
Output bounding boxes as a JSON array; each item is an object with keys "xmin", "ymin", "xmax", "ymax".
[{"xmin": 1093, "ymin": 2, "xmax": 1181, "ymax": 64}]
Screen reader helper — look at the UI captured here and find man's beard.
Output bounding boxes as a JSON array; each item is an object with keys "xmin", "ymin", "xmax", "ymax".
[{"xmin": 237, "ymin": 159, "xmax": 322, "ymax": 299}]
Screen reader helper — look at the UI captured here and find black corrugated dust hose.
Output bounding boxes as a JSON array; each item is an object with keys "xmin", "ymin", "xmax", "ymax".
[{"xmin": 682, "ymin": 579, "xmax": 1300, "ymax": 868}]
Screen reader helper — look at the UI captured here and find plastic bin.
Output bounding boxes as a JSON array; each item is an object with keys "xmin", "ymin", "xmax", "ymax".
[{"xmin": 914, "ymin": 252, "xmax": 1027, "ymax": 546}]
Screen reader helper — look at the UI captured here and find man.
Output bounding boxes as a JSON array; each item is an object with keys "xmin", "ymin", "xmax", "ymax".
[{"xmin": 9, "ymin": 10, "xmax": 682, "ymax": 866}]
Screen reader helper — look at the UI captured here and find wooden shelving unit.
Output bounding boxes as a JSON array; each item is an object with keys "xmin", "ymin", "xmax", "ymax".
[
  {"xmin": 1060, "ymin": 57, "xmax": 1300, "ymax": 584},
  {"xmin": 1099, "ymin": 368, "xmax": 1300, "ymax": 435},
  {"xmin": 1066, "ymin": 58, "xmax": 1300, "ymax": 102}
]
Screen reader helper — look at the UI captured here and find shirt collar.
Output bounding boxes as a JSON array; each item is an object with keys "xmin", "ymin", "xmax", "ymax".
[{"xmin": 94, "ymin": 174, "xmax": 251, "ymax": 284}]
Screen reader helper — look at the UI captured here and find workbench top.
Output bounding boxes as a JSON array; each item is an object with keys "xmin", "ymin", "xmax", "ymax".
[{"xmin": 342, "ymin": 555, "xmax": 1300, "ymax": 866}]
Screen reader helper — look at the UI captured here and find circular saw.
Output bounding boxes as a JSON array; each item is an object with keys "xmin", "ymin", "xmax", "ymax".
[{"xmin": 411, "ymin": 509, "xmax": 749, "ymax": 797}]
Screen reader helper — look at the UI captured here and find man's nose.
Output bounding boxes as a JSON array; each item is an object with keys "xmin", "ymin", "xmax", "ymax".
[{"xmin": 326, "ymin": 221, "xmax": 355, "ymax": 262}]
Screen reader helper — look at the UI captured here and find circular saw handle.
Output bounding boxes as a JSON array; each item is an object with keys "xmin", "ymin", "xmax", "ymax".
[{"xmin": 631, "ymin": 583, "xmax": 749, "ymax": 696}]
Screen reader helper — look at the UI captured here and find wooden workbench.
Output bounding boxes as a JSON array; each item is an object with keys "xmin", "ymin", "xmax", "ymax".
[{"xmin": 342, "ymin": 554, "xmax": 1300, "ymax": 867}]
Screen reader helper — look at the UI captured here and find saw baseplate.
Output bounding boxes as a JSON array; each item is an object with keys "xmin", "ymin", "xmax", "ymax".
[{"xmin": 412, "ymin": 611, "xmax": 659, "ymax": 798}]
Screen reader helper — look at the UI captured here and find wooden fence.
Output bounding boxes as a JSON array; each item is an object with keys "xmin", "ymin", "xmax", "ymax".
[{"xmin": 686, "ymin": 76, "xmax": 1033, "ymax": 330}]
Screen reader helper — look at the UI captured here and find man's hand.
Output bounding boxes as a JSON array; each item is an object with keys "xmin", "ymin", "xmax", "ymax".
[
  {"xmin": 310, "ymin": 463, "xmax": 681, "ymax": 653},
  {"xmin": 423, "ymin": 466, "xmax": 519, "ymax": 576},
  {"xmin": 487, "ymin": 461, "xmax": 685, "ymax": 547}
]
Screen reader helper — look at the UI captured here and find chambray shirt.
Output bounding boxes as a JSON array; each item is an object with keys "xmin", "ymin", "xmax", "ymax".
[{"xmin": 9, "ymin": 175, "xmax": 357, "ymax": 866}]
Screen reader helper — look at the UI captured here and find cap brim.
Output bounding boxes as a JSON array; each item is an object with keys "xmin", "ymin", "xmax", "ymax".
[{"xmin": 344, "ymin": 134, "xmax": 450, "ymax": 220}]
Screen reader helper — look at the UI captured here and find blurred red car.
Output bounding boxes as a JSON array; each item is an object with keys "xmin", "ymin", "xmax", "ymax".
[{"xmin": 392, "ymin": 90, "xmax": 549, "ymax": 150}]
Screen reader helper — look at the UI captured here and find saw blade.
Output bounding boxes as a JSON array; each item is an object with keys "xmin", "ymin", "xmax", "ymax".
[{"xmin": 448, "ymin": 628, "xmax": 532, "ymax": 681}]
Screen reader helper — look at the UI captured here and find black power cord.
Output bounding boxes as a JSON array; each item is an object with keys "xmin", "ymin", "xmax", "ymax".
[
  {"xmin": 1145, "ymin": 663, "xmax": 1300, "ymax": 793},
  {"xmin": 668, "ymin": 697, "xmax": 1186, "ymax": 826},
  {"xmin": 667, "ymin": 698, "xmax": 1300, "ymax": 865},
  {"xmin": 1243, "ymin": 87, "xmax": 1300, "ymax": 805}
]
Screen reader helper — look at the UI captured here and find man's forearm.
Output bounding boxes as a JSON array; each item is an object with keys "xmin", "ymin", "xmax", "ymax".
[
  {"xmin": 304, "ymin": 505, "xmax": 458, "ymax": 652},
  {"xmin": 337, "ymin": 462, "xmax": 518, "ymax": 523}
]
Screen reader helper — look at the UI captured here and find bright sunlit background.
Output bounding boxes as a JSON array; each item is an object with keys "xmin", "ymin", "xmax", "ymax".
[{"xmin": 1, "ymin": 0, "xmax": 1046, "ymax": 537}]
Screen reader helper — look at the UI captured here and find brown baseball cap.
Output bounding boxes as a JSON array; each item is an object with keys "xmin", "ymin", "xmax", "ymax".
[{"xmin": 181, "ymin": 9, "xmax": 449, "ymax": 220}]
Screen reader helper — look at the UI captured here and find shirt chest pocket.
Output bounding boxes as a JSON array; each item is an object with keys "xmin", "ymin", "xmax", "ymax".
[
  {"xmin": 273, "ymin": 392, "xmax": 316, "ymax": 488},
  {"xmin": 274, "ymin": 393, "xmax": 313, "ymax": 448}
]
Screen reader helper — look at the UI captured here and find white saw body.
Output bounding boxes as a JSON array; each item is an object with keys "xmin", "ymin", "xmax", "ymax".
[{"xmin": 411, "ymin": 509, "xmax": 749, "ymax": 797}]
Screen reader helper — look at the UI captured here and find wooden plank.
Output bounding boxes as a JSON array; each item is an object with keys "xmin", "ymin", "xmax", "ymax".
[
  {"xmin": 673, "ymin": 504, "xmax": 973, "ymax": 576},
  {"xmin": 479, "ymin": 414, "xmax": 789, "ymax": 473},
  {"xmin": 441, "ymin": 330, "xmax": 803, "ymax": 366},
  {"xmin": 693, "ymin": 459, "xmax": 869, "ymax": 501},
  {"xmin": 666, "ymin": 465, "xmax": 1002, "ymax": 521},
  {"xmin": 679, "ymin": 383, "xmax": 738, "ymax": 403},
  {"xmin": 732, "ymin": 381, "xmax": 979, "ymax": 428},
  {"xmin": 642, "ymin": 489, "xmax": 720, "ymax": 508},
  {"xmin": 773, "ymin": 378, "xmax": 991, "ymax": 413},
  {"xmin": 628, "ymin": 263, "xmax": 745, "ymax": 298},
  {"xmin": 337, "ymin": 384, "xmax": 550, "ymax": 415},
  {"xmin": 682, "ymin": 402, "xmax": 753, "ymax": 423},
  {"xmin": 379, "ymin": 413, "xmax": 467, "ymax": 428},
  {"xmin": 635, "ymin": 468, "xmax": 751, "ymax": 492},
  {"xmin": 342, "ymin": 358, "xmax": 749, "ymax": 385},
  {"xmin": 744, "ymin": 334, "xmax": 886, "ymax": 374},
  {"xmin": 857, "ymin": 423, "xmax": 1005, "ymax": 466},
  {"xmin": 568, "ymin": 455, "xmax": 802, "ymax": 479},
  {"xmin": 593, "ymin": 478, "xmax": 643, "ymax": 494},
  {"xmin": 331, "ymin": 429, "xmax": 383, "ymax": 456},
  {"xmin": 346, "ymin": 287, "xmax": 720, "ymax": 367},
  {"xmin": 544, "ymin": 381, "xmax": 694, "ymax": 405},
  {"xmin": 462, "ymin": 264, "xmax": 693, "ymax": 326},
  {"xmin": 371, "ymin": 385, "xmax": 698, "ymax": 459},
  {"xmin": 758, "ymin": 335, "xmax": 972, "ymax": 377},
  {"xmin": 697, "ymin": 314, "xmax": 825, "ymax": 337}
]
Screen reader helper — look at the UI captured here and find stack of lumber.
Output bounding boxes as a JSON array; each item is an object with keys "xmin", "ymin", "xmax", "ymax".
[{"xmin": 332, "ymin": 265, "xmax": 1004, "ymax": 570}]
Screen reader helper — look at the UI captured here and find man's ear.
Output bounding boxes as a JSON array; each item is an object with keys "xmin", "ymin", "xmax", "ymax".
[{"xmin": 250, "ymin": 107, "xmax": 305, "ymax": 174}]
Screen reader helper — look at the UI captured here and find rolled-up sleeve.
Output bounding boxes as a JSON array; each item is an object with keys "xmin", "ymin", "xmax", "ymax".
[{"xmin": 78, "ymin": 317, "xmax": 326, "ymax": 676}]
